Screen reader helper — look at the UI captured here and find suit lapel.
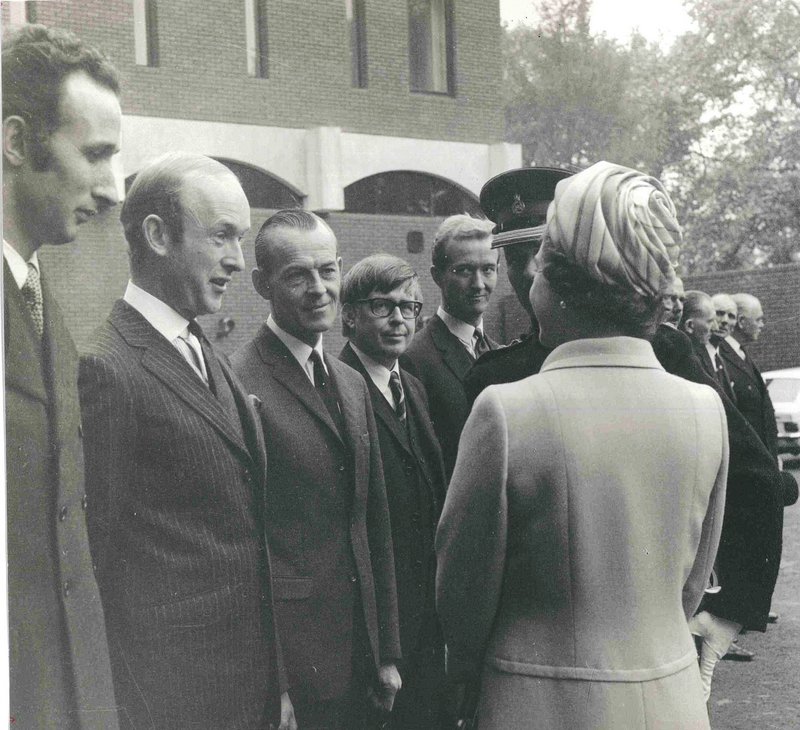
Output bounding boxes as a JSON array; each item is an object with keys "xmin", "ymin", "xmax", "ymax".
[
  {"xmin": 40, "ymin": 270, "xmax": 80, "ymax": 443},
  {"xmin": 110, "ymin": 301, "xmax": 249, "ymax": 455},
  {"xmin": 341, "ymin": 343, "xmax": 412, "ymax": 457},
  {"xmin": 256, "ymin": 326, "xmax": 343, "ymax": 442},
  {"xmin": 719, "ymin": 339, "xmax": 755, "ymax": 385},
  {"xmin": 4, "ymin": 262, "xmax": 47, "ymax": 404},
  {"xmin": 692, "ymin": 340, "xmax": 716, "ymax": 380},
  {"xmin": 429, "ymin": 315, "xmax": 474, "ymax": 383}
]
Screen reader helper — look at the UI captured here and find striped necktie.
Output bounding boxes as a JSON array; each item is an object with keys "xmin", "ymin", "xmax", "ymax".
[{"xmin": 389, "ymin": 370, "xmax": 406, "ymax": 422}]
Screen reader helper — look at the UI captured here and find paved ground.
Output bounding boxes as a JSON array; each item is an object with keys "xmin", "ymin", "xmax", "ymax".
[{"xmin": 709, "ymin": 462, "xmax": 800, "ymax": 729}]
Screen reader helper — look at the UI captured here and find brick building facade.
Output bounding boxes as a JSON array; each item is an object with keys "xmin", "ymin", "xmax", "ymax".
[{"xmin": 3, "ymin": 0, "xmax": 521, "ymax": 354}]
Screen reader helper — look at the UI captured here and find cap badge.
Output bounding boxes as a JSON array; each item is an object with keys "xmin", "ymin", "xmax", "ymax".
[{"xmin": 511, "ymin": 193, "xmax": 526, "ymax": 215}]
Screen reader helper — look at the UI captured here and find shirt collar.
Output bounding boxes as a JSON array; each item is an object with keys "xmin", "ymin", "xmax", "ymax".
[
  {"xmin": 3, "ymin": 240, "xmax": 40, "ymax": 289},
  {"xmin": 705, "ymin": 342, "xmax": 718, "ymax": 359},
  {"xmin": 350, "ymin": 343, "xmax": 399, "ymax": 406},
  {"xmin": 124, "ymin": 280, "xmax": 190, "ymax": 342},
  {"xmin": 437, "ymin": 305, "xmax": 483, "ymax": 349},
  {"xmin": 726, "ymin": 335, "xmax": 747, "ymax": 360},
  {"xmin": 267, "ymin": 315, "xmax": 325, "ymax": 377}
]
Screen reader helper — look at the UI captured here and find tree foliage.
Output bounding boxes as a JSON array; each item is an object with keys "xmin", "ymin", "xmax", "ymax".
[{"xmin": 503, "ymin": 0, "xmax": 800, "ymax": 272}]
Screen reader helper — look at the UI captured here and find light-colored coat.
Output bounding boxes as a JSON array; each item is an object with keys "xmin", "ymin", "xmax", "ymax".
[{"xmin": 436, "ymin": 337, "xmax": 728, "ymax": 730}]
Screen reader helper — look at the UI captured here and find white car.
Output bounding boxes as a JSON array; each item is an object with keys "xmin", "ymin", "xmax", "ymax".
[{"xmin": 763, "ymin": 367, "xmax": 800, "ymax": 457}]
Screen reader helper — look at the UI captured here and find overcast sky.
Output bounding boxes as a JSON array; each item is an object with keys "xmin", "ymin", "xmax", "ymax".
[{"xmin": 499, "ymin": 0, "xmax": 694, "ymax": 47}]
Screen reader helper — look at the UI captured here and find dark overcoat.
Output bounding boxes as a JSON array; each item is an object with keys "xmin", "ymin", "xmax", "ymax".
[
  {"xmin": 400, "ymin": 314, "xmax": 498, "ymax": 479},
  {"xmin": 5, "ymin": 262, "xmax": 119, "ymax": 729},
  {"xmin": 231, "ymin": 326, "xmax": 401, "ymax": 705},
  {"xmin": 79, "ymin": 300, "xmax": 285, "ymax": 729}
]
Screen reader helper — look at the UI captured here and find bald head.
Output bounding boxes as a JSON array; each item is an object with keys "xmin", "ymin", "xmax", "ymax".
[
  {"xmin": 732, "ymin": 293, "xmax": 765, "ymax": 343},
  {"xmin": 679, "ymin": 291, "xmax": 715, "ymax": 346},
  {"xmin": 711, "ymin": 293, "xmax": 737, "ymax": 342}
]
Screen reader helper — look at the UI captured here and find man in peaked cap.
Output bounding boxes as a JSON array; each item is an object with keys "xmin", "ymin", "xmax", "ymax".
[{"xmin": 463, "ymin": 166, "xmax": 573, "ymax": 405}]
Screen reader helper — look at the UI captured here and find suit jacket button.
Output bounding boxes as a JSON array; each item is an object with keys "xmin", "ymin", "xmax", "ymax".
[
  {"xmin": 350, "ymin": 575, "xmax": 358, "ymax": 583},
  {"xmin": 58, "ymin": 505, "xmax": 68, "ymax": 522},
  {"xmin": 338, "ymin": 465, "xmax": 346, "ymax": 472},
  {"xmin": 63, "ymin": 580, "xmax": 71, "ymax": 598},
  {"xmin": 81, "ymin": 494, "xmax": 88, "ymax": 510},
  {"xmin": 92, "ymin": 561, "xmax": 98, "ymax": 574}
]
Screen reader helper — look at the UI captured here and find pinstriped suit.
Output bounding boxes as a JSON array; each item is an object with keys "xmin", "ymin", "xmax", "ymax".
[{"xmin": 79, "ymin": 300, "xmax": 285, "ymax": 729}]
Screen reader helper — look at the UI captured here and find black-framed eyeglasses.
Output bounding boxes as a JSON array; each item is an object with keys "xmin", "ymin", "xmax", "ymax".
[
  {"xmin": 448, "ymin": 263, "xmax": 499, "ymax": 279},
  {"xmin": 355, "ymin": 298, "xmax": 423, "ymax": 319}
]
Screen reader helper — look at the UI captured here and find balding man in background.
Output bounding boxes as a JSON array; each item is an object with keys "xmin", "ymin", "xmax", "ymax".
[
  {"xmin": 680, "ymin": 291, "xmax": 719, "ymax": 379},
  {"xmin": 718, "ymin": 294, "xmax": 778, "ymax": 459}
]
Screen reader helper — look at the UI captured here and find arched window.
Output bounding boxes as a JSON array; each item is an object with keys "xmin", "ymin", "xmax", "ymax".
[
  {"xmin": 124, "ymin": 159, "xmax": 304, "ymax": 210},
  {"xmin": 344, "ymin": 171, "xmax": 480, "ymax": 217}
]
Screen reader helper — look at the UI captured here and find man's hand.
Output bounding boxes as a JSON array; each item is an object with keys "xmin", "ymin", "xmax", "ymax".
[
  {"xmin": 367, "ymin": 662, "xmax": 402, "ymax": 714},
  {"xmin": 273, "ymin": 691, "xmax": 297, "ymax": 730}
]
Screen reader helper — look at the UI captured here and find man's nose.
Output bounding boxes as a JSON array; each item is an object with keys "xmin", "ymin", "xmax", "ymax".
[
  {"xmin": 92, "ymin": 160, "xmax": 119, "ymax": 210},
  {"xmin": 307, "ymin": 270, "xmax": 326, "ymax": 294},
  {"xmin": 388, "ymin": 305, "xmax": 405, "ymax": 324},
  {"xmin": 224, "ymin": 240, "xmax": 246, "ymax": 272}
]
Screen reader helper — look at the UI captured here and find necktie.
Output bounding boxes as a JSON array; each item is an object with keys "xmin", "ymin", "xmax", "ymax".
[
  {"xmin": 21, "ymin": 262, "xmax": 44, "ymax": 337},
  {"xmin": 473, "ymin": 329, "xmax": 491, "ymax": 359},
  {"xmin": 310, "ymin": 349, "xmax": 344, "ymax": 433},
  {"xmin": 389, "ymin": 370, "xmax": 406, "ymax": 422},
  {"xmin": 175, "ymin": 324, "xmax": 208, "ymax": 385}
]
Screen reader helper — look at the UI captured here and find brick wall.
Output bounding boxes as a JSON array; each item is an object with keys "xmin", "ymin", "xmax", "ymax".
[
  {"xmin": 40, "ymin": 209, "xmax": 513, "ymax": 357},
  {"xmin": 4, "ymin": 0, "xmax": 505, "ymax": 144}
]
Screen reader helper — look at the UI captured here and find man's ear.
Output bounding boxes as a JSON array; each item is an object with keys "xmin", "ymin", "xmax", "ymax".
[
  {"xmin": 3, "ymin": 116, "xmax": 29, "ymax": 167},
  {"xmin": 430, "ymin": 265, "xmax": 442, "ymax": 288},
  {"xmin": 142, "ymin": 214, "xmax": 171, "ymax": 257},
  {"xmin": 252, "ymin": 267, "xmax": 272, "ymax": 301},
  {"xmin": 341, "ymin": 302, "xmax": 356, "ymax": 329},
  {"xmin": 684, "ymin": 318, "xmax": 696, "ymax": 335}
]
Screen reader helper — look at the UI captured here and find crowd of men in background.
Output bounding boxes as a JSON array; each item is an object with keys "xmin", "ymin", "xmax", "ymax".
[{"xmin": 4, "ymin": 23, "xmax": 795, "ymax": 730}]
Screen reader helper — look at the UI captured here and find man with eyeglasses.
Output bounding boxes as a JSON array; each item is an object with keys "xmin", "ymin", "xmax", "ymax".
[
  {"xmin": 401, "ymin": 214, "xmax": 499, "ymax": 478},
  {"xmin": 339, "ymin": 254, "xmax": 449, "ymax": 729},
  {"xmin": 232, "ymin": 210, "xmax": 401, "ymax": 729}
]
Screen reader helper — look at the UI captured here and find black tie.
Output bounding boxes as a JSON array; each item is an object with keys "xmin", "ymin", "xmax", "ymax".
[
  {"xmin": 473, "ymin": 329, "xmax": 491, "ymax": 359},
  {"xmin": 389, "ymin": 370, "xmax": 406, "ymax": 422},
  {"xmin": 310, "ymin": 349, "xmax": 344, "ymax": 434}
]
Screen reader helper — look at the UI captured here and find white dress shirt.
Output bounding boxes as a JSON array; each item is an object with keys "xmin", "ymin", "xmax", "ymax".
[
  {"xmin": 266, "ymin": 314, "xmax": 326, "ymax": 385},
  {"xmin": 3, "ymin": 239, "xmax": 39, "ymax": 289},
  {"xmin": 437, "ymin": 305, "xmax": 486, "ymax": 359},
  {"xmin": 123, "ymin": 281, "xmax": 207, "ymax": 381},
  {"xmin": 350, "ymin": 344, "xmax": 400, "ymax": 409},
  {"xmin": 725, "ymin": 335, "xmax": 747, "ymax": 361}
]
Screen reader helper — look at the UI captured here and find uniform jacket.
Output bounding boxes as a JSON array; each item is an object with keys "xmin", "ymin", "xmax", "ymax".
[
  {"xmin": 652, "ymin": 324, "xmax": 785, "ymax": 631},
  {"xmin": 436, "ymin": 337, "xmax": 728, "ymax": 729},
  {"xmin": 79, "ymin": 300, "xmax": 285, "ymax": 729},
  {"xmin": 718, "ymin": 338, "xmax": 779, "ymax": 459},
  {"xmin": 463, "ymin": 333, "xmax": 550, "ymax": 407},
  {"xmin": 400, "ymin": 314, "xmax": 498, "ymax": 479},
  {"xmin": 5, "ymin": 262, "xmax": 119, "ymax": 729},
  {"xmin": 339, "ymin": 343, "xmax": 446, "ymax": 660},
  {"xmin": 232, "ymin": 326, "xmax": 400, "ymax": 703}
]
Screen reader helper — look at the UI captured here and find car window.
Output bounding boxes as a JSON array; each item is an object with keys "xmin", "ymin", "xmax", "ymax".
[{"xmin": 767, "ymin": 378, "xmax": 800, "ymax": 403}]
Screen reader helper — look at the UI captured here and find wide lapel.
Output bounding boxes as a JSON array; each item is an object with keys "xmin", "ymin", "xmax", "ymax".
[
  {"xmin": 429, "ymin": 315, "xmax": 474, "ymax": 384},
  {"xmin": 341, "ymin": 343, "xmax": 413, "ymax": 459},
  {"xmin": 719, "ymin": 339, "xmax": 752, "ymax": 387},
  {"xmin": 111, "ymin": 300, "xmax": 249, "ymax": 456},
  {"xmin": 692, "ymin": 340, "xmax": 716, "ymax": 380},
  {"xmin": 4, "ymin": 262, "xmax": 47, "ymax": 404},
  {"xmin": 256, "ymin": 325, "xmax": 343, "ymax": 443},
  {"xmin": 403, "ymin": 371, "xmax": 446, "ymax": 502},
  {"xmin": 39, "ymin": 271, "xmax": 80, "ymax": 444}
]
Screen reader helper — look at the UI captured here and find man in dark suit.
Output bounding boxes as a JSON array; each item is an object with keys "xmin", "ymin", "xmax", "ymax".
[
  {"xmin": 679, "ymin": 290, "xmax": 719, "ymax": 377},
  {"xmin": 79, "ymin": 154, "xmax": 293, "ymax": 729},
  {"xmin": 464, "ymin": 167, "xmax": 572, "ymax": 406},
  {"xmin": 3, "ymin": 25, "xmax": 122, "ymax": 728},
  {"xmin": 719, "ymin": 293, "xmax": 779, "ymax": 458},
  {"xmin": 231, "ymin": 210, "xmax": 401, "ymax": 729},
  {"xmin": 339, "ymin": 254, "xmax": 448, "ymax": 729},
  {"xmin": 400, "ymin": 214, "xmax": 499, "ymax": 478}
]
